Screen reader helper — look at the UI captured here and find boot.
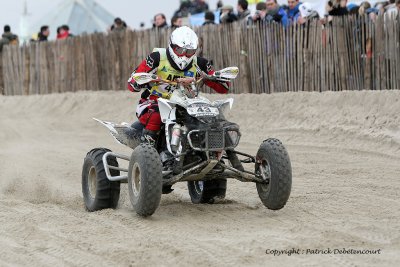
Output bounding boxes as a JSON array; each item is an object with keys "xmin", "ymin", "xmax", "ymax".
[
  {"xmin": 123, "ymin": 123, "xmax": 143, "ymax": 149},
  {"xmin": 141, "ymin": 129, "xmax": 158, "ymax": 146},
  {"xmin": 162, "ymin": 185, "xmax": 174, "ymax": 194}
]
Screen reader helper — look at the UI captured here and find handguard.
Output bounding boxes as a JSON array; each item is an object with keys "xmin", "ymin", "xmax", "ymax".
[
  {"xmin": 195, "ymin": 65, "xmax": 239, "ymax": 83},
  {"xmin": 128, "ymin": 73, "xmax": 161, "ymax": 92}
]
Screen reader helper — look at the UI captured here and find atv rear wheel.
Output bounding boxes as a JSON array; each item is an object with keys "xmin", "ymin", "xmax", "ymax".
[
  {"xmin": 188, "ymin": 179, "xmax": 227, "ymax": 204},
  {"xmin": 255, "ymin": 138, "xmax": 292, "ymax": 210},
  {"xmin": 128, "ymin": 144, "xmax": 163, "ymax": 217},
  {"xmin": 82, "ymin": 148, "xmax": 121, "ymax": 211}
]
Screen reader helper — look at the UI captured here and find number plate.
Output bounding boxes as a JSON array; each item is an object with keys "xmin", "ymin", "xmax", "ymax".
[{"xmin": 187, "ymin": 106, "xmax": 219, "ymax": 117}]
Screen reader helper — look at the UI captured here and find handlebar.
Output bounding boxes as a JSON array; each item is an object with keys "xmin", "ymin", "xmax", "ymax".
[
  {"xmin": 132, "ymin": 65, "xmax": 238, "ymax": 98},
  {"xmin": 154, "ymin": 77, "xmax": 204, "ymax": 87},
  {"xmin": 152, "ymin": 77, "xmax": 205, "ymax": 98}
]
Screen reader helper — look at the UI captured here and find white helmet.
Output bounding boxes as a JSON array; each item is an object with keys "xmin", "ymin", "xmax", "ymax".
[{"xmin": 168, "ymin": 26, "xmax": 198, "ymax": 70}]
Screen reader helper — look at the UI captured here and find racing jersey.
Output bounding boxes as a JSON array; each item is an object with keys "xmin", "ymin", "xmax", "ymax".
[{"xmin": 127, "ymin": 48, "xmax": 229, "ymax": 98}]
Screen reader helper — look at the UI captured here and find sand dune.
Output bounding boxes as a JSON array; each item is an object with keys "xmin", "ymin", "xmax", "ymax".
[{"xmin": 0, "ymin": 90, "xmax": 399, "ymax": 266}]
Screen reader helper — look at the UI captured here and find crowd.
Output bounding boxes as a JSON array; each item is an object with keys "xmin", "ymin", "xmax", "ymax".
[
  {"xmin": 1, "ymin": 0, "xmax": 399, "ymax": 52},
  {"xmin": 0, "ymin": 23, "xmax": 76, "ymax": 52},
  {"xmin": 152, "ymin": 0, "xmax": 400, "ymax": 28},
  {"xmin": 0, "ymin": 17, "xmax": 128, "ymax": 52},
  {"xmin": 29, "ymin": 24, "xmax": 74, "ymax": 42}
]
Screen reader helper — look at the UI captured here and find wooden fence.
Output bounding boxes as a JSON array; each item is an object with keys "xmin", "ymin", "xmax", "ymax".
[{"xmin": 1, "ymin": 15, "xmax": 399, "ymax": 95}]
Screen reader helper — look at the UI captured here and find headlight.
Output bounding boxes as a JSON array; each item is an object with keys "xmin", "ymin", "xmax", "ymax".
[
  {"xmin": 219, "ymin": 104, "xmax": 229, "ymax": 116},
  {"xmin": 226, "ymin": 130, "xmax": 240, "ymax": 147}
]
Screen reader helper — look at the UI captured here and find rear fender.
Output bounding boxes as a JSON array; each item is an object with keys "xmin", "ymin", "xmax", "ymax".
[{"xmin": 92, "ymin": 118, "xmax": 132, "ymax": 146}]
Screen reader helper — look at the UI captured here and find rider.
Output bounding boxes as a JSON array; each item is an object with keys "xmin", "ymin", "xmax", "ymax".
[{"xmin": 127, "ymin": 26, "xmax": 230, "ymax": 142}]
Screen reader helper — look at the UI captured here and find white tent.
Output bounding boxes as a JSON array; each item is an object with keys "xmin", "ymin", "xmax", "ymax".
[{"xmin": 29, "ymin": 0, "xmax": 116, "ymax": 39}]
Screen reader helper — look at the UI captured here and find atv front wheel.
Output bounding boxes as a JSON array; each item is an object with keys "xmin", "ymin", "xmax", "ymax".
[
  {"xmin": 188, "ymin": 179, "xmax": 227, "ymax": 204},
  {"xmin": 255, "ymin": 138, "xmax": 292, "ymax": 210},
  {"xmin": 128, "ymin": 144, "xmax": 163, "ymax": 217},
  {"xmin": 82, "ymin": 148, "xmax": 121, "ymax": 211}
]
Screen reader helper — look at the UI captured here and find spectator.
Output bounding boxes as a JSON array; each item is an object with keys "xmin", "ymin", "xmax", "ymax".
[
  {"xmin": 349, "ymin": 6, "xmax": 360, "ymax": 15},
  {"xmin": 217, "ymin": 0, "xmax": 223, "ymax": 9},
  {"xmin": 265, "ymin": 0, "xmax": 289, "ymax": 27},
  {"xmin": 385, "ymin": 0, "xmax": 399, "ymax": 18},
  {"xmin": 375, "ymin": 1, "xmax": 388, "ymax": 15},
  {"xmin": 237, "ymin": 0, "xmax": 251, "ymax": 21},
  {"xmin": 220, "ymin": 5, "xmax": 238, "ymax": 23},
  {"xmin": 174, "ymin": 1, "xmax": 192, "ymax": 18},
  {"xmin": 358, "ymin": 2, "xmax": 371, "ymax": 16},
  {"xmin": 285, "ymin": 0, "xmax": 302, "ymax": 24},
  {"xmin": 171, "ymin": 15, "xmax": 183, "ymax": 30},
  {"xmin": 57, "ymin": 25, "xmax": 73, "ymax": 39},
  {"xmin": 153, "ymin": 13, "xmax": 168, "ymax": 29},
  {"xmin": 298, "ymin": 2, "xmax": 321, "ymax": 24},
  {"xmin": 250, "ymin": 2, "xmax": 268, "ymax": 24},
  {"xmin": 192, "ymin": 0, "xmax": 209, "ymax": 14},
  {"xmin": 203, "ymin": 11, "xmax": 216, "ymax": 25},
  {"xmin": 346, "ymin": 2, "xmax": 359, "ymax": 12},
  {"xmin": 37, "ymin": 25, "xmax": 50, "ymax": 42},
  {"xmin": 358, "ymin": 2, "xmax": 376, "ymax": 16},
  {"xmin": 0, "ymin": 25, "xmax": 19, "ymax": 52},
  {"xmin": 329, "ymin": 0, "xmax": 349, "ymax": 16},
  {"xmin": 365, "ymin": 6, "xmax": 379, "ymax": 21},
  {"xmin": 111, "ymin": 17, "xmax": 127, "ymax": 33}
]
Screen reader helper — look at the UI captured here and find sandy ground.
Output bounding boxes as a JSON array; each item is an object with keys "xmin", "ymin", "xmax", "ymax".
[{"xmin": 0, "ymin": 90, "xmax": 399, "ymax": 266}]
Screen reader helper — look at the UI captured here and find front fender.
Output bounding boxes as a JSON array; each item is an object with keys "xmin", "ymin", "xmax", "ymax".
[
  {"xmin": 214, "ymin": 98, "xmax": 234, "ymax": 111},
  {"xmin": 158, "ymin": 98, "xmax": 175, "ymax": 123}
]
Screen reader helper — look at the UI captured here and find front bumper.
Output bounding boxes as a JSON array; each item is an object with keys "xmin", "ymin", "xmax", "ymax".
[{"xmin": 186, "ymin": 123, "xmax": 241, "ymax": 151}]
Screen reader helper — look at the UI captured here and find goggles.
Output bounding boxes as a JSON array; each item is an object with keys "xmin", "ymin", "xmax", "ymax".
[{"xmin": 171, "ymin": 44, "xmax": 197, "ymax": 57}]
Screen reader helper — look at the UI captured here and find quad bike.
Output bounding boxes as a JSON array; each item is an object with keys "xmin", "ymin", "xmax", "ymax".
[{"xmin": 82, "ymin": 67, "xmax": 292, "ymax": 217}]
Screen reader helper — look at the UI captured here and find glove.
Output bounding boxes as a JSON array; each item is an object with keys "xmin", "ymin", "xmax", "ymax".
[
  {"xmin": 127, "ymin": 81, "xmax": 140, "ymax": 92},
  {"xmin": 160, "ymin": 91, "xmax": 172, "ymax": 99},
  {"xmin": 127, "ymin": 73, "xmax": 160, "ymax": 92}
]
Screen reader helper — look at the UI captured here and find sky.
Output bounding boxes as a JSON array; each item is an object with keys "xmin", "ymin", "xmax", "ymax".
[{"xmin": 0, "ymin": 0, "xmax": 371, "ymax": 39}]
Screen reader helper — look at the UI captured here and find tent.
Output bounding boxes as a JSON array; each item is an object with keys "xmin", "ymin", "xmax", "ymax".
[{"xmin": 29, "ymin": 0, "xmax": 115, "ymax": 39}]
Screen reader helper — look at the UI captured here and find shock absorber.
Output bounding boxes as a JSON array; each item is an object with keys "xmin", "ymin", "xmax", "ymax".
[{"xmin": 170, "ymin": 124, "xmax": 181, "ymax": 152}]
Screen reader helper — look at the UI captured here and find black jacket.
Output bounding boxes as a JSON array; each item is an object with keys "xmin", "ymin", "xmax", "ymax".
[{"xmin": 329, "ymin": 7, "xmax": 349, "ymax": 16}]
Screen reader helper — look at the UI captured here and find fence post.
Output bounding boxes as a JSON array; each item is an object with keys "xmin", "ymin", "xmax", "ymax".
[{"xmin": 0, "ymin": 52, "xmax": 3, "ymax": 95}]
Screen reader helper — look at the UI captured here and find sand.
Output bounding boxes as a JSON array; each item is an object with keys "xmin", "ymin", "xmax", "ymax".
[{"xmin": 0, "ymin": 90, "xmax": 399, "ymax": 266}]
